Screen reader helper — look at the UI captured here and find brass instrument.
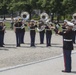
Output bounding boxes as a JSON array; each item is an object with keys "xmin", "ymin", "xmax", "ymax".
[
  {"xmin": 21, "ymin": 12, "xmax": 30, "ymax": 21},
  {"xmin": 40, "ymin": 12, "xmax": 49, "ymax": 22},
  {"xmin": 37, "ymin": 13, "xmax": 50, "ymax": 32}
]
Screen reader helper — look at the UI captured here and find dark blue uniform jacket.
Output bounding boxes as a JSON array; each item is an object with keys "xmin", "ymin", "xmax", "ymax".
[{"xmin": 59, "ymin": 29, "xmax": 74, "ymax": 50}]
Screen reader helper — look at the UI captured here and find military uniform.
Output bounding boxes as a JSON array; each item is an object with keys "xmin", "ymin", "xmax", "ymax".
[
  {"xmin": 21, "ymin": 20, "xmax": 27, "ymax": 44},
  {"xmin": 2, "ymin": 23, "xmax": 6, "ymax": 45},
  {"xmin": 45, "ymin": 25, "xmax": 52, "ymax": 47},
  {"xmin": 0, "ymin": 21, "xmax": 4, "ymax": 47},
  {"xmin": 58, "ymin": 22, "xmax": 74, "ymax": 72},
  {"xmin": 38, "ymin": 21, "xmax": 45, "ymax": 44},
  {"xmin": 29, "ymin": 21, "xmax": 37, "ymax": 47},
  {"xmin": 14, "ymin": 21, "xmax": 22, "ymax": 47},
  {"xmin": 21, "ymin": 24, "xmax": 26, "ymax": 44},
  {"xmin": 39, "ymin": 30, "xmax": 45, "ymax": 44}
]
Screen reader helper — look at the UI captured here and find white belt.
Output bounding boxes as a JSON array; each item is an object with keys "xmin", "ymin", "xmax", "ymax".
[
  {"xmin": 64, "ymin": 39, "xmax": 72, "ymax": 42},
  {"xmin": 30, "ymin": 29, "xmax": 35, "ymax": 30},
  {"xmin": 45, "ymin": 29, "xmax": 51, "ymax": 30},
  {"xmin": 15, "ymin": 27, "xmax": 21, "ymax": 28}
]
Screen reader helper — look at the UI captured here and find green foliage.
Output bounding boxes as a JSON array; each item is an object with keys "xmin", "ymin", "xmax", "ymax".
[
  {"xmin": 1, "ymin": 0, "xmax": 76, "ymax": 20},
  {"xmin": 32, "ymin": 14, "xmax": 40, "ymax": 20}
]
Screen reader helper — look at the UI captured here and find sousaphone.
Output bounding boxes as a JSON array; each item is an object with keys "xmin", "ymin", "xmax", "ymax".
[
  {"xmin": 40, "ymin": 12, "xmax": 49, "ymax": 22},
  {"xmin": 21, "ymin": 12, "xmax": 30, "ymax": 21}
]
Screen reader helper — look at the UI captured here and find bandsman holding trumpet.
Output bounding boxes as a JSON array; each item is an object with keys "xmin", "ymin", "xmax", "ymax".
[
  {"xmin": 29, "ymin": 20, "xmax": 37, "ymax": 47},
  {"xmin": 45, "ymin": 22, "xmax": 55, "ymax": 47},
  {"xmin": 20, "ymin": 19, "xmax": 27, "ymax": 44},
  {"xmin": 14, "ymin": 17, "xmax": 22, "ymax": 47}
]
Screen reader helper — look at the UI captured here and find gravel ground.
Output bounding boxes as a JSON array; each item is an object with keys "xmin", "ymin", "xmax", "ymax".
[{"xmin": 0, "ymin": 30, "xmax": 76, "ymax": 68}]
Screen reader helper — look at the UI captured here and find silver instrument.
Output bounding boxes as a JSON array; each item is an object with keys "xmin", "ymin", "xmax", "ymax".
[
  {"xmin": 21, "ymin": 12, "xmax": 30, "ymax": 21},
  {"xmin": 40, "ymin": 12, "xmax": 49, "ymax": 22},
  {"xmin": 21, "ymin": 12, "xmax": 30, "ymax": 29},
  {"xmin": 37, "ymin": 12, "xmax": 52, "ymax": 32},
  {"xmin": 37, "ymin": 25, "xmax": 45, "ymax": 32}
]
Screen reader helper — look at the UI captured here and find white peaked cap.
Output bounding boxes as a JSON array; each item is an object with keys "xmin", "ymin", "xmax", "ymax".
[
  {"xmin": 64, "ymin": 19, "xmax": 68, "ymax": 22},
  {"xmin": 73, "ymin": 13, "xmax": 76, "ymax": 17},
  {"xmin": 67, "ymin": 22, "xmax": 74, "ymax": 26}
]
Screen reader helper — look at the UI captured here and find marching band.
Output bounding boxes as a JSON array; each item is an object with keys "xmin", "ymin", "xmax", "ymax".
[
  {"xmin": 0, "ymin": 12, "xmax": 76, "ymax": 73},
  {"xmin": 0, "ymin": 12, "xmax": 76, "ymax": 48}
]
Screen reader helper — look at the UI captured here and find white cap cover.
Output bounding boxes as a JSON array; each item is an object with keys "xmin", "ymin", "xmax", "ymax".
[
  {"xmin": 64, "ymin": 19, "xmax": 68, "ymax": 22},
  {"xmin": 67, "ymin": 22, "xmax": 74, "ymax": 26},
  {"xmin": 73, "ymin": 13, "xmax": 76, "ymax": 17}
]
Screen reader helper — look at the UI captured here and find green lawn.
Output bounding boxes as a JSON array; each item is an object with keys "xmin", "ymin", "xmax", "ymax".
[
  {"xmin": 5, "ymin": 21, "xmax": 29, "ymax": 31},
  {"xmin": 5, "ymin": 22, "xmax": 11, "ymax": 30},
  {"xmin": 5, "ymin": 22, "xmax": 63, "ymax": 33}
]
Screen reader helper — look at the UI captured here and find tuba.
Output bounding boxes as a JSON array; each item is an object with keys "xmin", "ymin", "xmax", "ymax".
[
  {"xmin": 40, "ymin": 12, "xmax": 49, "ymax": 22},
  {"xmin": 37, "ymin": 20, "xmax": 46, "ymax": 32},
  {"xmin": 37, "ymin": 12, "xmax": 51, "ymax": 32},
  {"xmin": 21, "ymin": 12, "xmax": 30, "ymax": 28},
  {"xmin": 40, "ymin": 12, "xmax": 51, "ymax": 24},
  {"xmin": 21, "ymin": 12, "xmax": 30, "ymax": 21}
]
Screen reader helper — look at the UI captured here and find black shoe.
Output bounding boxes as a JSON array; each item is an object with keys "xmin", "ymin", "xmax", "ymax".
[
  {"xmin": 30, "ymin": 45, "xmax": 35, "ymax": 47},
  {"xmin": 40, "ymin": 43, "xmax": 44, "ymax": 44},
  {"xmin": 3, "ymin": 43, "xmax": 5, "ymax": 45},
  {"xmin": 46, "ymin": 45, "xmax": 50, "ymax": 47},
  {"xmin": 16, "ymin": 45, "xmax": 20, "ymax": 47},
  {"xmin": 21, "ymin": 42, "xmax": 25, "ymax": 44},
  {"xmin": 62, "ymin": 70, "xmax": 71, "ymax": 73},
  {"xmin": 48, "ymin": 45, "xmax": 51, "ymax": 46},
  {"xmin": 0, "ymin": 45, "xmax": 4, "ymax": 47}
]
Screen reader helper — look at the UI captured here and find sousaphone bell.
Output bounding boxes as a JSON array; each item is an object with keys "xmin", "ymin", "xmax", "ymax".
[{"xmin": 21, "ymin": 12, "xmax": 30, "ymax": 21}]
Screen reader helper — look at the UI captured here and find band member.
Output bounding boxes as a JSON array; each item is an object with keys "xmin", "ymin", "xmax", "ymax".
[
  {"xmin": 20, "ymin": 19, "xmax": 27, "ymax": 44},
  {"xmin": 71, "ymin": 13, "xmax": 76, "ymax": 43},
  {"xmin": 14, "ymin": 18, "xmax": 22, "ymax": 47},
  {"xmin": 29, "ymin": 20, "xmax": 37, "ymax": 47},
  {"xmin": 45, "ymin": 22, "xmax": 54, "ymax": 47},
  {"xmin": 0, "ymin": 21, "xmax": 5, "ymax": 47},
  {"xmin": 2, "ymin": 21, "xmax": 6, "ymax": 45},
  {"xmin": 37, "ymin": 20, "xmax": 45, "ymax": 44},
  {"xmin": 58, "ymin": 22, "xmax": 74, "ymax": 73}
]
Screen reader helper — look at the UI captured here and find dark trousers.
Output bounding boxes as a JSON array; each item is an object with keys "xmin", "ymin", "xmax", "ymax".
[
  {"xmin": 39, "ymin": 31, "xmax": 44, "ymax": 44},
  {"xmin": 21, "ymin": 32, "xmax": 25, "ymax": 43},
  {"xmin": 72, "ymin": 31, "xmax": 76, "ymax": 43},
  {"xmin": 0, "ymin": 34, "xmax": 3, "ymax": 46},
  {"xmin": 46, "ymin": 33, "xmax": 52, "ymax": 46},
  {"xmin": 30, "ymin": 34, "xmax": 35, "ymax": 46},
  {"xmin": 63, "ymin": 50, "xmax": 72, "ymax": 71},
  {"xmin": 2, "ymin": 33, "xmax": 4, "ymax": 44},
  {"xmin": 16, "ymin": 32, "xmax": 21, "ymax": 46}
]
